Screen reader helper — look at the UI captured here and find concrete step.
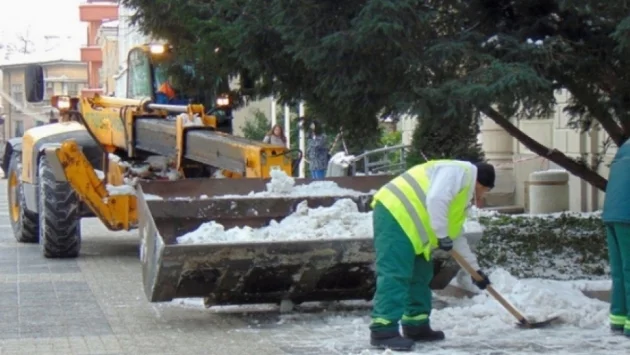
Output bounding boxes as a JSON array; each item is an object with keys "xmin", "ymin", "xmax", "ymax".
[
  {"xmin": 483, "ymin": 169, "xmax": 516, "ymax": 207},
  {"xmin": 484, "ymin": 205, "xmax": 525, "ymax": 214}
]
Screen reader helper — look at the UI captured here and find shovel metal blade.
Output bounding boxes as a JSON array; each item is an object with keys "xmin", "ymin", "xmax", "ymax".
[{"xmin": 516, "ymin": 316, "xmax": 561, "ymax": 329}]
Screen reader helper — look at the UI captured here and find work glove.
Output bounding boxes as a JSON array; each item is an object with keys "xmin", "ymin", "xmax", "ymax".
[
  {"xmin": 437, "ymin": 237, "xmax": 453, "ymax": 251},
  {"xmin": 472, "ymin": 269, "xmax": 491, "ymax": 290}
]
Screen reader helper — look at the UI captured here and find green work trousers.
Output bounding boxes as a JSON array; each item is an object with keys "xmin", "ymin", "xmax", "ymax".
[
  {"xmin": 370, "ymin": 202, "xmax": 433, "ymax": 332},
  {"xmin": 606, "ymin": 223, "xmax": 630, "ymax": 335}
]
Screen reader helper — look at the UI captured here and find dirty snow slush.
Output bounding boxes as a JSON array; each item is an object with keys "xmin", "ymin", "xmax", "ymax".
[{"xmin": 164, "ymin": 268, "xmax": 625, "ymax": 354}]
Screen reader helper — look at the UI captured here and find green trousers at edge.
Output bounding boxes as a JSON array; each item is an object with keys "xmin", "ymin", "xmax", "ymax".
[
  {"xmin": 606, "ymin": 223, "xmax": 630, "ymax": 336},
  {"xmin": 370, "ymin": 202, "xmax": 433, "ymax": 332}
]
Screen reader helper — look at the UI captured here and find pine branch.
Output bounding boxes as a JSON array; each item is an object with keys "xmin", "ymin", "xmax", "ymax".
[
  {"xmin": 561, "ymin": 76, "xmax": 628, "ymax": 146},
  {"xmin": 481, "ymin": 107, "xmax": 608, "ymax": 192}
]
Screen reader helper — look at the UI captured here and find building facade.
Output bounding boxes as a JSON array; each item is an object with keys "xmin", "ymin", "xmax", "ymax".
[
  {"xmin": 113, "ymin": 4, "xmax": 150, "ymax": 98},
  {"xmin": 97, "ymin": 20, "xmax": 119, "ymax": 95},
  {"xmin": 476, "ymin": 89, "xmax": 614, "ymax": 213},
  {"xmin": 79, "ymin": 0, "xmax": 118, "ymax": 96},
  {"xmin": 0, "ymin": 60, "xmax": 87, "ymax": 143}
]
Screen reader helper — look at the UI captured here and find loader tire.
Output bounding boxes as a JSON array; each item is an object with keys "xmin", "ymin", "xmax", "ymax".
[
  {"xmin": 7, "ymin": 152, "xmax": 39, "ymax": 243},
  {"xmin": 38, "ymin": 155, "xmax": 81, "ymax": 258}
]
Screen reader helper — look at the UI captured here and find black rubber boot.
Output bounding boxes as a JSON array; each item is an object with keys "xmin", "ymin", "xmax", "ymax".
[
  {"xmin": 402, "ymin": 324, "xmax": 445, "ymax": 342},
  {"xmin": 611, "ymin": 324, "xmax": 624, "ymax": 333},
  {"xmin": 370, "ymin": 330, "xmax": 415, "ymax": 351}
]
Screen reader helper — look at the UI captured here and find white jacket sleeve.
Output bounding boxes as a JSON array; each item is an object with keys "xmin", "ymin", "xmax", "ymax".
[
  {"xmin": 425, "ymin": 163, "xmax": 481, "ymax": 271},
  {"xmin": 452, "ymin": 234, "xmax": 480, "ymax": 270},
  {"xmin": 425, "ymin": 166, "xmax": 466, "ymax": 239}
]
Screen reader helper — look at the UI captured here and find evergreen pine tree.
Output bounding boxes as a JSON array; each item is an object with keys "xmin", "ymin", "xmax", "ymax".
[
  {"xmin": 122, "ymin": 0, "xmax": 630, "ymax": 190},
  {"xmin": 240, "ymin": 109, "xmax": 271, "ymax": 142}
]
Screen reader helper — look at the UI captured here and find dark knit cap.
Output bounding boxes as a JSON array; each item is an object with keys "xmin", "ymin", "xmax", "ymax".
[{"xmin": 475, "ymin": 162, "xmax": 495, "ymax": 189}]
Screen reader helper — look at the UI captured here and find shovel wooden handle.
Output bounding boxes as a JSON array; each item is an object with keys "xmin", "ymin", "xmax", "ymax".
[{"xmin": 449, "ymin": 249, "xmax": 528, "ymax": 325}]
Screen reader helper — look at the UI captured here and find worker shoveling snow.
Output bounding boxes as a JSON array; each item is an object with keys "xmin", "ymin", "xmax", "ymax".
[
  {"xmin": 170, "ymin": 268, "xmax": 618, "ymax": 354},
  {"xmin": 176, "ymin": 198, "xmax": 483, "ymax": 244}
]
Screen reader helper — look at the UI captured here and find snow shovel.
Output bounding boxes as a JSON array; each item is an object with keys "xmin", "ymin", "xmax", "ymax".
[{"xmin": 449, "ymin": 250, "xmax": 560, "ymax": 329}]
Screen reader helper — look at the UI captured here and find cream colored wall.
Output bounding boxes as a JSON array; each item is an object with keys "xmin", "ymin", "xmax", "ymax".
[
  {"xmin": 480, "ymin": 89, "xmax": 615, "ymax": 212},
  {"xmin": 398, "ymin": 116, "xmax": 416, "ymax": 145},
  {"xmin": 46, "ymin": 65, "xmax": 86, "ymax": 79},
  {"xmin": 232, "ymin": 97, "xmax": 273, "ymax": 137},
  {"xmin": 99, "ymin": 37, "xmax": 119, "ymax": 94}
]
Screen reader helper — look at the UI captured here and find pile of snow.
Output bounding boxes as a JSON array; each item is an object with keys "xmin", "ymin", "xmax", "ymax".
[
  {"xmin": 264, "ymin": 169, "xmax": 297, "ymax": 194},
  {"xmin": 430, "ymin": 268, "xmax": 608, "ymax": 336},
  {"xmin": 329, "ymin": 151, "xmax": 356, "ymax": 167},
  {"xmin": 177, "ymin": 198, "xmax": 485, "ymax": 244},
  {"xmin": 526, "ymin": 37, "xmax": 544, "ymax": 46},
  {"xmin": 177, "ymin": 198, "xmax": 370, "ymax": 244},
  {"xmin": 98, "ymin": 154, "xmax": 183, "ymax": 197},
  {"xmin": 530, "ymin": 168, "xmax": 568, "ymax": 177},
  {"xmin": 179, "ymin": 113, "xmax": 204, "ymax": 127},
  {"xmin": 375, "ymin": 269, "xmax": 608, "ymax": 332},
  {"xmin": 143, "ymin": 169, "xmax": 372, "ymax": 201},
  {"xmin": 94, "ymin": 168, "xmax": 137, "ymax": 196},
  {"xmin": 173, "ymin": 268, "xmax": 618, "ymax": 354},
  {"xmin": 469, "ymin": 205, "xmax": 602, "ymax": 220},
  {"xmin": 215, "ymin": 169, "xmax": 373, "ymax": 199},
  {"xmin": 106, "ymin": 184, "xmax": 136, "ymax": 196},
  {"xmin": 109, "ymin": 153, "xmax": 180, "ymax": 181},
  {"xmin": 212, "ymin": 170, "xmax": 227, "ymax": 179}
]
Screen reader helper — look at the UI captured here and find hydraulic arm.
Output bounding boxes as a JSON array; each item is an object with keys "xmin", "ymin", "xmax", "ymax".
[{"xmin": 40, "ymin": 93, "xmax": 295, "ymax": 231}]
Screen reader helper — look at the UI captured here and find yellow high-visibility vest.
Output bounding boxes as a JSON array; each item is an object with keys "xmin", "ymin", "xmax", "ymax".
[{"xmin": 371, "ymin": 160, "xmax": 472, "ymax": 261}]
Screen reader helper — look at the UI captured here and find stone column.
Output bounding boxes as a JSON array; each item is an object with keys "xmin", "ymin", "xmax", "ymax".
[
  {"xmin": 480, "ymin": 118, "xmax": 514, "ymax": 168},
  {"xmin": 479, "ymin": 118, "xmax": 516, "ymax": 207}
]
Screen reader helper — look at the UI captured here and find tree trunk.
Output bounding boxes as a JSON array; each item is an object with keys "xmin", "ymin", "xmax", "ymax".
[{"xmin": 481, "ymin": 107, "xmax": 608, "ymax": 192}]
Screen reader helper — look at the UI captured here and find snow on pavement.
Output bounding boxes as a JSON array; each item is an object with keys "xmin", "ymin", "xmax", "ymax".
[{"xmin": 167, "ymin": 268, "xmax": 624, "ymax": 354}]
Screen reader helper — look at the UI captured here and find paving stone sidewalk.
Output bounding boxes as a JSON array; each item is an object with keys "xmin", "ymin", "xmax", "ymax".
[{"xmin": 0, "ymin": 179, "xmax": 325, "ymax": 355}]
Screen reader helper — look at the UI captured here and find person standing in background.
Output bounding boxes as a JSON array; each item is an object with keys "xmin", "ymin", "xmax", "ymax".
[
  {"xmin": 263, "ymin": 124, "xmax": 287, "ymax": 147},
  {"xmin": 305, "ymin": 120, "xmax": 328, "ymax": 179}
]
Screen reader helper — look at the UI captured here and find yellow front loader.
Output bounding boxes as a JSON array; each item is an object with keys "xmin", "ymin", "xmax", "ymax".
[{"xmin": 2, "ymin": 43, "xmax": 482, "ymax": 310}]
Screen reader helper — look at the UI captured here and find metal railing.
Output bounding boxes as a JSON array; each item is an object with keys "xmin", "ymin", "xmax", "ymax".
[{"xmin": 351, "ymin": 144, "xmax": 411, "ymax": 175}]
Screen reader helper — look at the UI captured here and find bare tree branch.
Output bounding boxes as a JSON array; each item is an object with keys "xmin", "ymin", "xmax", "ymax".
[{"xmin": 481, "ymin": 107, "xmax": 608, "ymax": 191}]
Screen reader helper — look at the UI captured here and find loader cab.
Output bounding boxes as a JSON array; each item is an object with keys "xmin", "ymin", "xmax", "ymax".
[
  {"xmin": 127, "ymin": 44, "xmax": 183, "ymax": 103},
  {"xmin": 126, "ymin": 44, "xmax": 233, "ymax": 132}
]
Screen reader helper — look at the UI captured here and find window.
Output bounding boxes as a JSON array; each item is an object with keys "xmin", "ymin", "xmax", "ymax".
[
  {"xmin": 14, "ymin": 120, "xmax": 24, "ymax": 137},
  {"xmin": 45, "ymin": 81, "xmax": 54, "ymax": 99},
  {"xmin": 11, "ymin": 84, "xmax": 23, "ymax": 110},
  {"xmin": 127, "ymin": 48, "xmax": 153, "ymax": 99},
  {"xmin": 68, "ymin": 83, "xmax": 79, "ymax": 97}
]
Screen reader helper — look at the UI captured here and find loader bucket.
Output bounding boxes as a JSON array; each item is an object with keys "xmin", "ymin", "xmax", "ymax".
[{"xmin": 137, "ymin": 176, "xmax": 483, "ymax": 307}]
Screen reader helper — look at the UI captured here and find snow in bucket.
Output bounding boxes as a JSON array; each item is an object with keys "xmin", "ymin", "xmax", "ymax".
[{"xmin": 176, "ymin": 198, "xmax": 484, "ymax": 244}]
